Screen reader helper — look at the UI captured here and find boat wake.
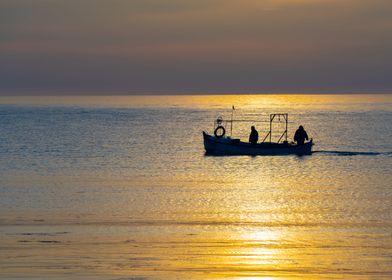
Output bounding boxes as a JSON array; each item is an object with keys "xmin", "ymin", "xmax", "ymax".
[{"xmin": 312, "ymin": 150, "xmax": 392, "ymax": 156}]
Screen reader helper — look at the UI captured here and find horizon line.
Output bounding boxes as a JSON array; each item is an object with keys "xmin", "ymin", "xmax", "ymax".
[{"xmin": 1, "ymin": 90, "xmax": 392, "ymax": 97}]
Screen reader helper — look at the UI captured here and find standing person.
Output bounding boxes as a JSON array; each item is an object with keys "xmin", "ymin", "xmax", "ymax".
[
  {"xmin": 294, "ymin": 125, "xmax": 309, "ymax": 145},
  {"xmin": 249, "ymin": 126, "xmax": 259, "ymax": 145}
]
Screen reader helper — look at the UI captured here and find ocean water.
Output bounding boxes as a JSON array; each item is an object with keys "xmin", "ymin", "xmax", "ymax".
[{"xmin": 0, "ymin": 95, "xmax": 392, "ymax": 279}]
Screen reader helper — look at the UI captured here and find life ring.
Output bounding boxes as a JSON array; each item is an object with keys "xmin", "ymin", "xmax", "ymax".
[{"xmin": 214, "ymin": 126, "xmax": 226, "ymax": 138}]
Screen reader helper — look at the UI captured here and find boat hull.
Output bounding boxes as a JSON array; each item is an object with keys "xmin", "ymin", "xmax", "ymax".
[{"xmin": 203, "ymin": 132, "xmax": 313, "ymax": 155}]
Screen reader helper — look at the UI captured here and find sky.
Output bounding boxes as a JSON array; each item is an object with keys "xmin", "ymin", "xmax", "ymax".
[{"xmin": 1, "ymin": 0, "xmax": 392, "ymax": 94}]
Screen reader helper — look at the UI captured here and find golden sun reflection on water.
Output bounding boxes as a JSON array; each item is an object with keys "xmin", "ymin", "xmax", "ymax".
[
  {"xmin": 235, "ymin": 230, "xmax": 281, "ymax": 268},
  {"xmin": 0, "ymin": 94, "xmax": 391, "ymax": 111},
  {"xmin": 1, "ymin": 94, "xmax": 392, "ymax": 279}
]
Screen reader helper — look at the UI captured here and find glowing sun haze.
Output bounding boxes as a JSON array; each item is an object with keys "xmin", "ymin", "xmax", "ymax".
[{"xmin": 1, "ymin": 0, "xmax": 391, "ymax": 94}]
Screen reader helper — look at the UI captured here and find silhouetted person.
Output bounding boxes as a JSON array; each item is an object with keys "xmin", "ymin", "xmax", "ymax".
[
  {"xmin": 294, "ymin": 125, "xmax": 309, "ymax": 145},
  {"xmin": 249, "ymin": 126, "xmax": 259, "ymax": 145}
]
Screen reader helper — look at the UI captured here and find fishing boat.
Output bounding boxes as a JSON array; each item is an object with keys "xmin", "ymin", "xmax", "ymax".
[{"xmin": 203, "ymin": 113, "xmax": 313, "ymax": 155}]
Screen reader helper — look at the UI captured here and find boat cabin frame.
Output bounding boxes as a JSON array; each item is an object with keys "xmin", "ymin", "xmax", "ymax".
[{"xmin": 214, "ymin": 113, "xmax": 289, "ymax": 144}]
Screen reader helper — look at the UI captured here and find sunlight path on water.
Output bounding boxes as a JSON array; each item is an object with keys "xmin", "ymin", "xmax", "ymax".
[
  {"xmin": 0, "ymin": 94, "xmax": 391, "ymax": 111},
  {"xmin": 0, "ymin": 94, "xmax": 392, "ymax": 279}
]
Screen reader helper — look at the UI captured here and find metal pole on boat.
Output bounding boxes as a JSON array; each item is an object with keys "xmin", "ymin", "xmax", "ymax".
[
  {"xmin": 270, "ymin": 114, "xmax": 272, "ymax": 143},
  {"xmin": 230, "ymin": 106, "xmax": 235, "ymax": 137},
  {"xmin": 285, "ymin": 114, "xmax": 288, "ymax": 142}
]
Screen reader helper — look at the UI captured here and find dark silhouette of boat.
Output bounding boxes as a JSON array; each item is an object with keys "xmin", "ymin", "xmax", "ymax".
[
  {"xmin": 203, "ymin": 113, "xmax": 313, "ymax": 156},
  {"xmin": 203, "ymin": 132, "xmax": 313, "ymax": 155}
]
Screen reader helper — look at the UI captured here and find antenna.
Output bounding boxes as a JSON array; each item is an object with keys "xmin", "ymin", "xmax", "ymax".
[{"xmin": 230, "ymin": 106, "xmax": 235, "ymax": 136}]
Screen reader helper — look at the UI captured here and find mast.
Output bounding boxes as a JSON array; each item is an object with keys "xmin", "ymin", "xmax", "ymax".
[{"xmin": 230, "ymin": 106, "xmax": 235, "ymax": 137}]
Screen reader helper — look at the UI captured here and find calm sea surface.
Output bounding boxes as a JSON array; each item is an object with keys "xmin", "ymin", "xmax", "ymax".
[{"xmin": 0, "ymin": 95, "xmax": 392, "ymax": 279}]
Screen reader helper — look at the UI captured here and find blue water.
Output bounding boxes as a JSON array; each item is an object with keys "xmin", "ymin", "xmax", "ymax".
[
  {"xmin": 0, "ymin": 95, "xmax": 392, "ymax": 279},
  {"xmin": 1, "ymin": 104, "xmax": 391, "ymax": 176},
  {"xmin": 1, "ymin": 96, "xmax": 392, "ymax": 226}
]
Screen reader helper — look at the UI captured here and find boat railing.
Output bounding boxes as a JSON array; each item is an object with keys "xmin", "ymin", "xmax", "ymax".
[{"xmin": 214, "ymin": 113, "xmax": 291, "ymax": 144}]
